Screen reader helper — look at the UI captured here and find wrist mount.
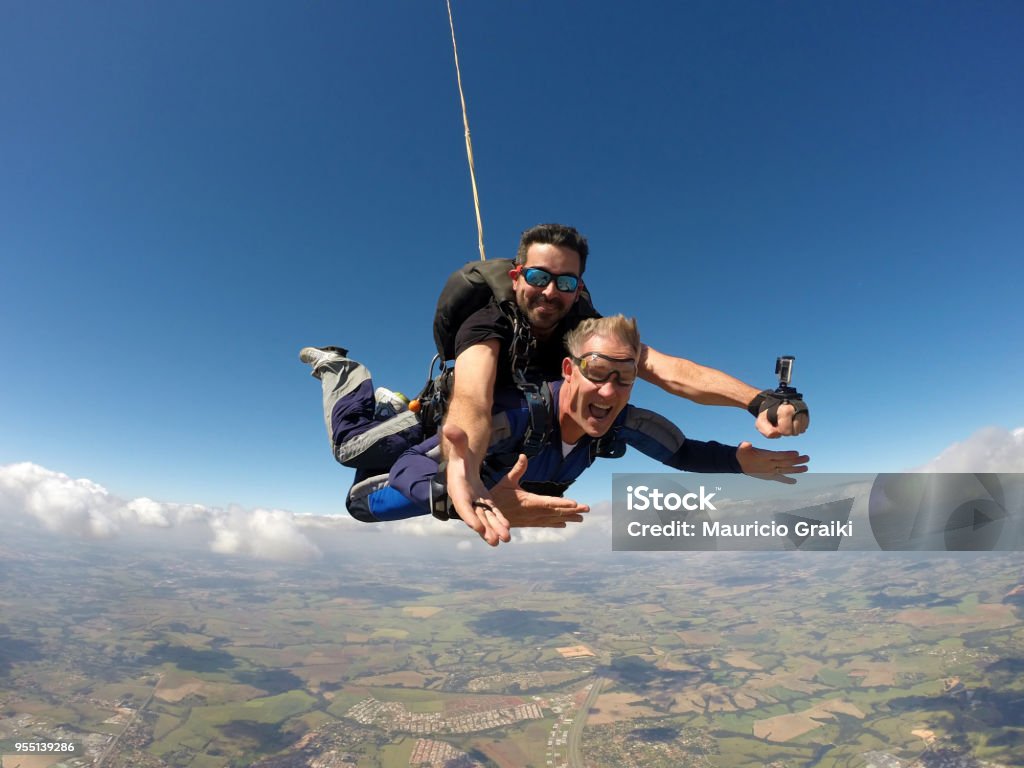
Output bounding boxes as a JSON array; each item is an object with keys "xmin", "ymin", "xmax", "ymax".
[
  {"xmin": 747, "ymin": 355, "xmax": 809, "ymax": 426},
  {"xmin": 747, "ymin": 388, "xmax": 809, "ymax": 426}
]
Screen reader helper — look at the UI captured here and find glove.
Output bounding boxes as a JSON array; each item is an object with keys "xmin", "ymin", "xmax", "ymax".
[{"xmin": 747, "ymin": 389, "xmax": 809, "ymax": 427}]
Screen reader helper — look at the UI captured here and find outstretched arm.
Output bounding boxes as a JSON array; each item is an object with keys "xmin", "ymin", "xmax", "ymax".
[
  {"xmin": 440, "ymin": 341, "xmax": 510, "ymax": 545},
  {"xmin": 618, "ymin": 404, "xmax": 810, "ymax": 482},
  {"xmin": 443, "ymin": 341, "xmax": 500, "ymax": 466},
  {"xmin": 638, "ymin": 344, "xmax": 809, "ymax": 438}
]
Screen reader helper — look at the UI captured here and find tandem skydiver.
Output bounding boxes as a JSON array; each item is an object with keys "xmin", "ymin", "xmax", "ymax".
[
  {"xmin": 300, "ymin": 223, "xmax": 810, "ymax": 545},
  {"xmin": 433, "ymin": 224, "xmax": 809, "ymax": 543},
  {"xmin": 300, "ymin": 316, "xmax": 808, "ymax": 532}
]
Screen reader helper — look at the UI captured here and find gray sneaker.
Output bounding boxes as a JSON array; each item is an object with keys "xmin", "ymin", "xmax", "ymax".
[
  {"xmin": 373, "ymin": 387, "xmax": 410, "ymax": 419},
  {"xmin": 299, "ymin": 346, "xmax": 349, "ymax": 379}
]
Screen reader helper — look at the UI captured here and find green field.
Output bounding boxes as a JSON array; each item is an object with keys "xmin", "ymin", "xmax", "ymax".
[{"xmin": 3, "ymin": 534, "xmax": 1023, "ymax": 768}]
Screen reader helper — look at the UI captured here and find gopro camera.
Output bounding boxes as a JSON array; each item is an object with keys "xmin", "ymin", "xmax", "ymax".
[{"xmin": 775, "ymin": 356, "xmax": 794, "ymax": 388}]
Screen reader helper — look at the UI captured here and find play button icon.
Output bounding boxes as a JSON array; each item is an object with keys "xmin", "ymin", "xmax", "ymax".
[{"xmin": 944, "ymin": 497, "xmax": 1007, "ymax": 550}]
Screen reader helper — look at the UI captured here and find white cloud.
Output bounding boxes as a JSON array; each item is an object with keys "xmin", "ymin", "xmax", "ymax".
[
  {"xmin": 393, "ymin": 516, "xmax": 464, "ymax": 538},
  {"xmin": 915, "ymin": 426, "xmax": 1024, "ymax": 472},
  {"xmin": 391, "ymin": 508, "xmax": 604, "ymax": 547},
  {"xmin": 0, "ymin": 462, "xmax": 322, "ymax": 562},
  {"xmin": 123, "ymin": 497, "xmax": 172, "ymax": 528},
  {"xmin": 514, "ymin": 527, "xmax": 583, "ymax": 544},
  {"xmin": 2, "ymin": 461, "xmax": 599, "ymax": 559},
  {"xmin": 209, "ymin": 506, "xmax": 321, "ymax": 561},
  {"xmin": 1, "ymin": 462, "xmax": 122, "ymax": 538}
]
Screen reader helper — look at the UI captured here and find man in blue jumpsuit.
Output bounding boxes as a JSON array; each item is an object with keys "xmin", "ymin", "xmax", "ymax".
[{"xmin": 322, "ymin": 315, "xmax": 808, "ymax": 526}]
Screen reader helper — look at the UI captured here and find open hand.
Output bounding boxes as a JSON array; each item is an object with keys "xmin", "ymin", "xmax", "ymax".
[
  {"xmin": 736, "ymin": 441, "xmax": 810, "ymax": 484},
  {"xmin": 443, "ymin": 423, "xmax": 511, "ymax": 546},
  {"xmin": 490, "ymin": 454, "xmax": 589, "ymax": 527}
]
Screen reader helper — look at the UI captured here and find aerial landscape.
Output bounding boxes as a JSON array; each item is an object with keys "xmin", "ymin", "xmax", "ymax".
[
  {"xmin": 3, "ymin": 3, "xmax": 1023, "ymax": 768},
  {"xmin": 2, "ymin": 519, "xmax": 1022, "ymax": 768}
]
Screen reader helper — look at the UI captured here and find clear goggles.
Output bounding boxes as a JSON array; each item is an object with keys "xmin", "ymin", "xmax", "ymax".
[{"xmin": 571, "ymin": 352, "xmax": 637, "ymax": 386}]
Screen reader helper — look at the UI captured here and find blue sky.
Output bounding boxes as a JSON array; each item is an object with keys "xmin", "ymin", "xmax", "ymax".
[{"xmin": 2, "ymin": 1, "xmax": 1022, "ymax": 525}]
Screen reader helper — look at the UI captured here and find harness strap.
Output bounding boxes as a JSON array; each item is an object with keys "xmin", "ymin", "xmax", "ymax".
[
  {"xmin": 589, "ymin": 428, "xmax": 627, "ymax": 461},
  {"xmin": 503, "ymin": 302, "xmax": 552, "ymax": 458},
  {"xmin": 416, "ymin": 361, "xmax": 454, "ymax": 440},
  {"xmin": 516, "ymin": 380, "xmax": 550, "ymax": 458}
]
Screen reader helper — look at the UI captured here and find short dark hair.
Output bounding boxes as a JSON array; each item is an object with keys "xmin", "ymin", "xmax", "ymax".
[{"xmin": 515, "ymin": 223, "xmax": 589, "ymax": 274}]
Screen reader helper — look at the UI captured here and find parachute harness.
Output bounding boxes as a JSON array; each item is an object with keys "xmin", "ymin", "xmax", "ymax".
[{"xmin": 504, "ymin": 303, "xmax": 552, "ymax": 458}]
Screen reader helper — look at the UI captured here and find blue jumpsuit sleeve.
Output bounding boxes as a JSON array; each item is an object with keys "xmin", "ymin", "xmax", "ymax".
[{"xmin": 619, "ymin": 406, "xmax": 742, "ymax": 473}]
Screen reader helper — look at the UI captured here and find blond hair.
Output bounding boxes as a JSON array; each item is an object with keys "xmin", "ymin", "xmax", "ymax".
[{"xmin": 564, "ymin": 315, "xmax": 640, "ymax": 358}]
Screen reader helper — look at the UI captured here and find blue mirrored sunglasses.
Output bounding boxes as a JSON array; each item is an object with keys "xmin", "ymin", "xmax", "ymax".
[{"xmin": 521, "ymin": 267, "xmax": 580, "ymax": 293}]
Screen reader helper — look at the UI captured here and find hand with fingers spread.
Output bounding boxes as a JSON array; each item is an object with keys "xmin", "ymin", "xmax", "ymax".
[
  {"xmin": 736, "ymin": 441, "xmax": 810, "ymax": 484},
  {"xmin": 490, "ymin": 454, "xmax": 590, "ymax": 528},
  {"xmin": 442, "ymin": 423, "xmax": 511, "ymax": 546}
]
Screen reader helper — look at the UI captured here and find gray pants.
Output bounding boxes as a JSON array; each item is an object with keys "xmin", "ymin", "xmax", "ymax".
[{"xmin": 316, "ymin": 355, "xmax": 422, "ymax": 470}]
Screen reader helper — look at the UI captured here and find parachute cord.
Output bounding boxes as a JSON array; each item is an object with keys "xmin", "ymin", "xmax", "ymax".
[{"xmin": 446, "ymin": 0, "xmax": 486, "ymax": 260}]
